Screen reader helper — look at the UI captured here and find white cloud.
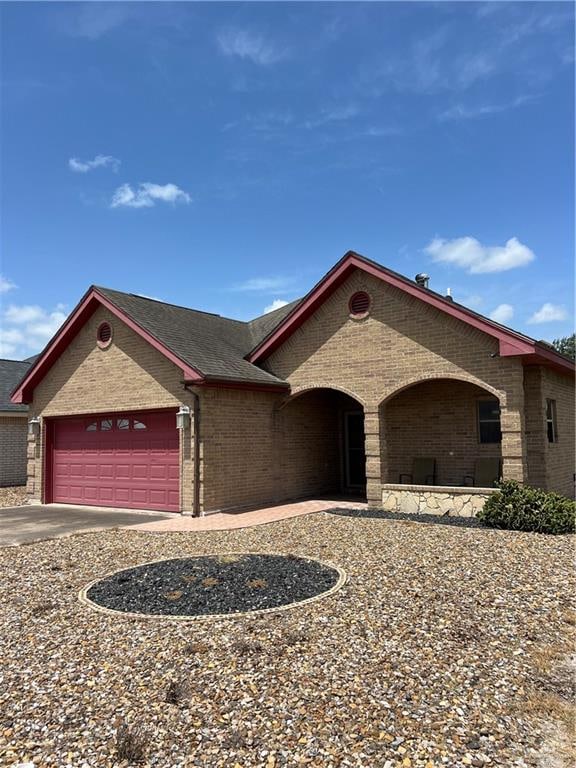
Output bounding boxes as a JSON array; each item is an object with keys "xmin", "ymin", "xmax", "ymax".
[
  {"xmin": 217, "ymin": 28, "xmax": 287, "ymax": 66},
  {"xmin": 68, "ymin": 4, "xmax": 131, "ymax": 39},
  {"xmin": 305, "ymin": 104, "xmax": 360, "ymax": 129},
  {"xmin": 69, "ymin": 155, "xmax": 120, "ymax": 173},
  {"xmin": 438, "ymin": 95, "xmax": 536, "ymax": 122},
  {"xmin": 232, "ymin": 276, "xmax": 295, "ymax": 294},
  {"xmin": 4, "ymin": 305, "xmax": 45, "ymax": 324},
  {"xmin": 425, "ymin": 236, "xmax": 535, "ymax": 274},
  {"xmin": 489, "ymin": 303, "xmax": 514, "ymax": 324},
  {"xmin": 264, "ymin": 299, "xmax": 289, "ymax": 314},
  {"xmin": 461, "ymin": 294, "xmax": 483, "ymax": 309},
  {"xmin": 0, "ymin": 275, "xmax": 16, "ymax": 294},
  {"xmin": 528, "ymin": 303, "xmax": 568, "ymax": 324},
  {"xmin": 0, "ymin": 341, "xmax": 17, "ymax": 357},
  {"xmin": 111, "ymin": 183, "xmax": 191, "ymax": 209},
  {"xmin": 1, "ymin": 303, "xmax": 68, "ymax": 358}
]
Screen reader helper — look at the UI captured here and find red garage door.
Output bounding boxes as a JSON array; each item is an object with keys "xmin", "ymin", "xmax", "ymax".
[{"xmin": 50, "ymin": 411, "xmax": 179, "ymax": 512}]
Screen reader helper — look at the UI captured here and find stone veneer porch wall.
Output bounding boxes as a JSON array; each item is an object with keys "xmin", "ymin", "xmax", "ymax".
[{"xmin": 381, "ymin": 484, "xmax": 495, "ymax": 517}]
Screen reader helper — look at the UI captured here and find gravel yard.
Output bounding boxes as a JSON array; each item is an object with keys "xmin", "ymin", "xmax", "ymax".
[
  {"xmin": 0, "ymin": 485, "xmax": 27, "ymax": 508},
  {"xmin": 0, "ymin": 511, "xmax": 574, "ymax": 768}
]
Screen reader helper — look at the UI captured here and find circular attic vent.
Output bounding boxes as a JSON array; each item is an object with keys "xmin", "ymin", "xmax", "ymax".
[
  {"xmin": 349, "ymin": 291, "xmax": 370, "ymax": 317},
  {"xmin": 97, "ymin": 321, "xmax": 112, "ymax": 347}
]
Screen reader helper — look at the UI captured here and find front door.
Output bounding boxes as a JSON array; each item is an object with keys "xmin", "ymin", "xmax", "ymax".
[{"xmin": 344, "ymin": 411, "xmax": 366, "ymax": 491}]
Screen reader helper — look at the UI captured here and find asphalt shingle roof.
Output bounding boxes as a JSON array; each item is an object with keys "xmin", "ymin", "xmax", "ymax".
[
  {"xmin": 95, "ymin": 287, "xmax": 300, "ymax": 387},
  {"xmin": 0, "ymin": 359, "xmax": 33, "ymax": 411}
]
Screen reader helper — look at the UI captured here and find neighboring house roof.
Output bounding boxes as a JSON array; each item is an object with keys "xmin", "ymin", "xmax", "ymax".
[
  {"xmin": 11, "ymin": 250, "xmax": 573, "ymax": 405},
  {"xmin": 0, "ymin": 359, "xmax": 34, "ymax": 412}
]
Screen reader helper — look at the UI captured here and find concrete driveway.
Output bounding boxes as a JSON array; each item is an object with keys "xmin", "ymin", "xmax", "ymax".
[{"xmin": 0, "ymin": 505, "xmax": 172, "ymax": 546}]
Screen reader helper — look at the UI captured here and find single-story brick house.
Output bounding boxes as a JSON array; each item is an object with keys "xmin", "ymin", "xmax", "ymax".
[
  {"xmin": 0, "ymin": 357, "xmax": 36, "ymax": 486},
  {"xmin": 11, "ymin": 251, "xmax": 575, "ymax": 514}
]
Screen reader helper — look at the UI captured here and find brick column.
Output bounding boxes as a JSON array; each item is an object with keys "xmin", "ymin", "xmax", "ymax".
[
  {"xmin": 364, "ymin": 407, "xmax": 383, "ymax": 508},
  {"xmin": 500, "ymin": 390, "xmax": 527, "ymax": 485}
]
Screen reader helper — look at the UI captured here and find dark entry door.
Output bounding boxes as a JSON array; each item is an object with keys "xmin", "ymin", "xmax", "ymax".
[{"xmin": 344, "ymin": 411, "xmax": 366, "ymax": 490}]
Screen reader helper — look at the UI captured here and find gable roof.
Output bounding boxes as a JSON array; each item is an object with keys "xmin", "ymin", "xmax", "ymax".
[
  {"xmin": 11, "ymin": 286, "xmax": 299, "ymax": 404},
  {"xmin": 95, "ymin": 287, "xmax": 296, "ymax": 387},
  {"xmin": 248, "ymin": 251, "xmax": 575, "ymax": 375},
  {"xmin": 1, "ymin": 359, "xmax": 33, "ymax": 412},
  {"xmin": 11, "ymin": 250, "xmax": 573, "ymax": 405}
]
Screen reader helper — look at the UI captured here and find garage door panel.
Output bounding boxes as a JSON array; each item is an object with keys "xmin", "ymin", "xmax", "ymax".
[{"xmin": 51, "ymin": 411, "xmax": 179, "ymax": 512}]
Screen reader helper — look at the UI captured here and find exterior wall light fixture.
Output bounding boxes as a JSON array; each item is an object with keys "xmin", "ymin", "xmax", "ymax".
[
  {"xmin": 176, "ymin": 405, "xmax": 191, "ymax": 430},
  {"xmin": 28, "ymin": 416, "xmax": 41, "ymax": 437}
]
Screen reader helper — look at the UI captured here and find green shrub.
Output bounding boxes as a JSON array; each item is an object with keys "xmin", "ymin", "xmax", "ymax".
[{"xmin": 478, "ymin": 480, "xmax": 576, "ymax": 535}]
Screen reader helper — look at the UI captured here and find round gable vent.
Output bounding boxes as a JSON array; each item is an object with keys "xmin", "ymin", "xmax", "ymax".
[
  {"xmin": 97, "ymin": 321, "xmax": 112, "ymax": 348},
  {"xmin": 349, "ymin": 291, "xmax": 370, "ymax": 317}
]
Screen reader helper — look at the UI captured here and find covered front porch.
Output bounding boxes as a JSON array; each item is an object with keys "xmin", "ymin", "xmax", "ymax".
[{"xmin": 365, "ymin": 376, "xmax": 524, "ymax": 515}]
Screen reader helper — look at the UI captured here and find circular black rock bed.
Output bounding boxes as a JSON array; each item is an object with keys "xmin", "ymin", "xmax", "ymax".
[{"xmin": 83, "ymin": 554, "xmax": 343, "ymax": 618}]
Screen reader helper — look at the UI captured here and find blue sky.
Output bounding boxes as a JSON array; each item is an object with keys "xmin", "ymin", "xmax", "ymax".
[{"xmin": 0, "ymin": 1, "xmax": 574, "ymax": 360}]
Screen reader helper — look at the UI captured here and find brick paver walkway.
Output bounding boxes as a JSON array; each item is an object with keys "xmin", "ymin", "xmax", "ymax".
[{"xmin": 125, "ymin": 498, "xmax": 366, "ymax": 533}]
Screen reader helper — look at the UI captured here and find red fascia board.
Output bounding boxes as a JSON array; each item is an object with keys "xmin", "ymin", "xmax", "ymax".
[
  {"xmin": 199, "ymin": 377, "xmax": 289, "ymax": 393},
  {"xmin": 522, "ymin": 346, "xmax": 576, "ymax": 375},
  {"xmin": 247, "ymin": 252, "xmax": 570, "ymax": 369},
  {"xmin": 11, "ymin": 288, "xmax": 204, "ymax": 404}
]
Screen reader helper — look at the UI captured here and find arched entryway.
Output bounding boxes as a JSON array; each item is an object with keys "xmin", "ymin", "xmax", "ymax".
[
  {"xmin": 380, "ymin": 378, "xmax": 503, "ymax": 487},
  {"xmin": 277, "ymin": 388, "xmax": 366, "ymax": 501}
]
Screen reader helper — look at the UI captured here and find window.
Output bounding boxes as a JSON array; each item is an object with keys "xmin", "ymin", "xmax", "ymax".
[
  {"xmin": 117, "ymin": 418, "xmax": 130, "ymax": 430},
  {"xmin": 133, "ymin": 419, "xmax": 147, "ymax": 430},
  {"xmin": 477, "ymin": 399, "xmax": 501, "ymax": 444},
  {"xmin": 546, "ymin": 399, "xmax": 558, "ymax": 443},
  {"xmin": 101, "ymin": 418, "xmax": 113, "ymax": 431},
  {"xmin": 86, "ymin": 421, "xmax": 97, "ymax": 431}
]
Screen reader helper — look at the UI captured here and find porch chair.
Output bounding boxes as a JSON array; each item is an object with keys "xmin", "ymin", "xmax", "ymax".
[
  {"xmin": 399, "ymin": 457, "xmax": 436, "ymax": 486},
  {"xmin": 464, "ymin": 458, "xmax": 502, "ymax": 488}
]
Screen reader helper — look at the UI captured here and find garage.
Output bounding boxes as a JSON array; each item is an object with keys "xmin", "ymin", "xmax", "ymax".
[{"xmin": 48, "ymin": 410, "xmax": 179, "ymax": 512}]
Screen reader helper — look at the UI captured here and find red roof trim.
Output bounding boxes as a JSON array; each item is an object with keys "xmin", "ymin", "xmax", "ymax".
[
  {"xmin": 200, "ymin": 377, "xmax": 289, "ymax": 393},
  {"xmin": 11, "ymin": 288, "xmax": 204, "ymax": 404},
  {"xmin": 247, "ymin": 251, "xmax": 574, "ymax": 375}
]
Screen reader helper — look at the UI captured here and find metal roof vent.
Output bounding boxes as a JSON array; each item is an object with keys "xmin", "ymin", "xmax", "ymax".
[
  {"xmin": 445, "ymin": 287, "xmax": 454, "ymax": 302},
  {"xmin": 415, "ymin": 273, "xmax": 430, "ymax": 289}
]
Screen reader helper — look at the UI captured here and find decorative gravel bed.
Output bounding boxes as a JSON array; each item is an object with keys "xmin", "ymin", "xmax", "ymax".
[
  {"xmin": 0, "ymin": 514, "xmax": 574, "ymax": 767},
  {"xmin": 84, "ymin": 553, "xmax": 343, "ymax": 618},
  {"xmin": 328, "ymin": 506, "xmax": 484, "ymax": 528},
  {"xmin": 0, "ymin": 485, "xmax": 27, "ymax": 508}
]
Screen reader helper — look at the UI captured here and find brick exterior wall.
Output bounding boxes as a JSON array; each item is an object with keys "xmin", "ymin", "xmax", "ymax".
[
  {"xmin": 523, "ymin": 367, "xmax": 547, "ymax": 492},
  {"xmin": 277, "ymin": 389, "xmax": 359, "ymax": 501},
  {"xmin": 524, "ymin": 366, "xmax": 575, "ymax": 498},
  {"xmin": 384, "ymin": 379, "xmax": 502, "ymax": 486},
  {"xmin": 23, "ymin": 271, "xmax": 575, "ymax": 512},
  {"xmin": 264, "ymin": 270, "xmax": 528, "ymax": 505},
  {"xmin": 541, "ymin": 368, "xmax": 575, "ymax": 497},
  {"xmin": 26, "ymin": 306, "xmax": 196, "ymax": 509},
  {"xmin": 199, "ymin": 387, "xmax": 278, "ymax": 512},
  {"xmin": 0, "ymin": 415, "xmax": 28, "ymax": 486}
]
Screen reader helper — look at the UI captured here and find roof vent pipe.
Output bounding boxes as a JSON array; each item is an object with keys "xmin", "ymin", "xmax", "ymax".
[
  {"xmin": 415, "ymin": 273, "xmax": 430, "ymax": 289},
  {"xmin": 445, "ymin": 287, "xmax": 454, "ymax": 302}
]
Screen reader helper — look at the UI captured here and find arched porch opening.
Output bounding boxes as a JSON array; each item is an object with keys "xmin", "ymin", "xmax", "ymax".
[
  {"xmin": 380, "ymin": 378, "xmax": 503, "ymax": 487},
  {"xmin": 277, "ymin": 388, "xmax": 366, "ymax": 502}
]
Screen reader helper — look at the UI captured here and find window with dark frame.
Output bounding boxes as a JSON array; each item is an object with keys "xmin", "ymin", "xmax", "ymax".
[
  {"xmin": 546, "ymin": 399, "xmax": 558, "ymax": 443},
  {"xmin": 477, "ymin": 399, "xmax": 502, "ymax": 444}
]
